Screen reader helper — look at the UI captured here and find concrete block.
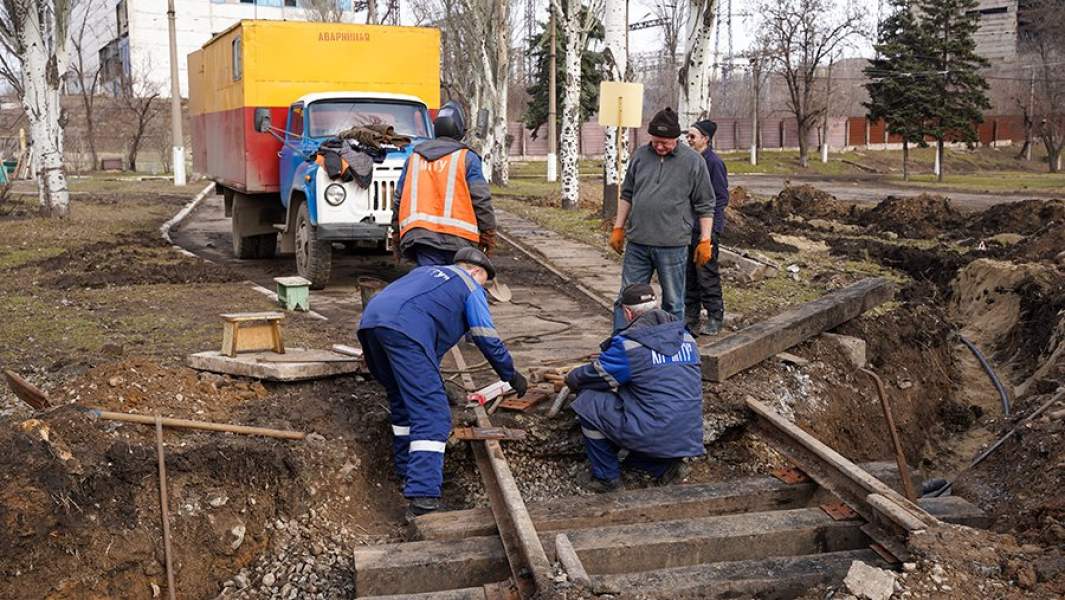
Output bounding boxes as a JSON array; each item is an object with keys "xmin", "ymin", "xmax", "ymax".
[
  {"xmin": 843, "ymin": 560, "xmax": 897, "ymax": 600},
  {"xmin": 822, "ymin": 332, "xmax": 867, "ymax": 369}
]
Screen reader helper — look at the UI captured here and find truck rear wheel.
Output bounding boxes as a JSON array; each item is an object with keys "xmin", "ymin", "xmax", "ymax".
[
  {"xmin": 295, "ymin": 202, "xmax": 332, "ymax": 289},
  {"xmin": 231, "ymin": 192, "xmax": 279, "ymax": 259}
]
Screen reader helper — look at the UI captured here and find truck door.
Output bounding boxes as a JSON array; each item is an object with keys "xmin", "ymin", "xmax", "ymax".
[{"xmin": 279, "ymin": 103, "xmax": 305, "ymax": 208}]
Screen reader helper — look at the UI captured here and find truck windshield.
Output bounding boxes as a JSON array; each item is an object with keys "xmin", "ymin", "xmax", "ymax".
[{"xmin": 307, "ymin": 101, "xmax": 430, "ymax": 139}]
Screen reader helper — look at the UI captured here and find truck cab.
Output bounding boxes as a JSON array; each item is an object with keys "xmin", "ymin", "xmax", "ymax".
[{"xmin": 264, "ymin": 93, "xmax": 431, "ymax": 287}]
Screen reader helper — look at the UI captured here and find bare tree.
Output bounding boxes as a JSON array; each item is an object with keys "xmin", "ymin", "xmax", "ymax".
[
  {"xmin": 303, "ymin": 0, "xmax": 348, "ymax": 22},
  {"xmin": 70, "ymin": 0, "xmax": 100, "ymax": 171},
  {"xmin": 756, "ymin": 0, "xmax": 863, "ymax": 167},
  {"xmin": 416, "ymin": 0, "xmax": 513, "ymax": 185},
  {"xmin": 678, "ymin": 0, "xmax": 716, "ymax": 125},
  {"xmin": 118, "ymin": 65, "xmax": 163, "ymax": 172},
  {"xmin": 552, "ymin": 0, "xmax": 605, "ymax": 209},
  {"xmin": 0, "ymin": 0, "xmax": 77, "ymax": 217},
  {"xmin": 603, "ymin": 0, "xmax": 631, "ymax": 189},
  {"xmin": 1022, "ymin": 0, "xmax": 1065, "ymax": 172}
]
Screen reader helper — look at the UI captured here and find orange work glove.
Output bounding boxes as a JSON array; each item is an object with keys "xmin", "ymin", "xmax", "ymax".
[
  {"xmin": 609, "ymin": 227, "xmax": 626, "ymax": 255},
  {"xmin": 694, "ymin": 238, "xmax": 713, "ymax": 266},
  {"xmin": 479, "ymin": 229, "xmax": 497, "ymax": 256}
]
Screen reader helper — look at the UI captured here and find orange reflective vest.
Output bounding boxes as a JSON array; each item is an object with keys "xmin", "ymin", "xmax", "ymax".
[{"xmin": 397, "ymin": 149, "xmax": 480, "ymax": 243}]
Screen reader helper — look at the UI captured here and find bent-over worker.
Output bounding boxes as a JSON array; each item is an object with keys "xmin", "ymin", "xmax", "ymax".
[
  {"xmin": 357, "ymin": 247, "xmax": 527, "ymax": 517},
  {"xmin": 391, "ymin": 101, "xmax": 498, "ymax": 266},
  {"xmin": 565, "ymin": 283, "xmax": 704, "ymax": 492}
]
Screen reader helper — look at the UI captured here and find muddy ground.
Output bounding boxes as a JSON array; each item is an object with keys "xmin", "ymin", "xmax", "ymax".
[{"xmin": 1, "ymin": 182, "xmax": 1063, "ymax": 599}]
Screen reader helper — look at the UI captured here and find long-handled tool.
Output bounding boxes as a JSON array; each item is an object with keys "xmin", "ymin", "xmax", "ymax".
[
  {"xmin": 155, "ymin": 417, "xmax": 178, "ymax": 600},
  {"xmin": 547, "ymin": 385, "xmax": 571, "ymax": 418},
  {"xmin": 860, "ymin": 368, "xmax": 917, "ymax": 502}
]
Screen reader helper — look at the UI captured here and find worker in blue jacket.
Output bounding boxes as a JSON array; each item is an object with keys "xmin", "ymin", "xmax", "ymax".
[
  {"xmin": 565, "ymin": 283, "xmax": 704, "ymax": 492},
  {"xmin": 357, "ymin": 247, "xmax": 527, "ymax": 517}
]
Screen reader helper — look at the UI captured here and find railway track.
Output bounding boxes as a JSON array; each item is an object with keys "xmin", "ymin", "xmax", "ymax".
[{"xmin": 350, "ymin": 393, "xmax": 988, "ymax": 599}]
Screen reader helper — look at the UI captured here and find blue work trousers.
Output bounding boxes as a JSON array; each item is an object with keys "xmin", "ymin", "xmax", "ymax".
[
  {"xmin": 412, "ymin": 244, "xmax": 456, "ymax": 267},
  {"xmin": 579, "ymin": 417, "xmax": 677, "ymax": 481},
  {"xmin": 357, "ymin": 326, "xmax": 451, "ymax": 498},
  {"xmin": 613, "ymin": 242, "xmax": 688, "ymax": 331}
]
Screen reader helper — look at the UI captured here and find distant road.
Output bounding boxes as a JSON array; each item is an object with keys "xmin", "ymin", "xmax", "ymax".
[{"xmin": 730, "ymin": 174, "xmax": 1042, "ymax": 212}]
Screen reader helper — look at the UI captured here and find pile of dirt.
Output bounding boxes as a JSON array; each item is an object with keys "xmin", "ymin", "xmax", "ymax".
[
  {"xmin": 1008, "ymin": 225, "xmax": 1065, "ymax": 263},
  {"xmin": 964, "ymin": 198, "xmax": 1065, "ymax": 237},
  {"xmin": 741, "ymin": 184, "xmax": 859, "ymax": 223},
  {"xmin": 0, "ymin": 358, "xmax": 406, "ymax": 599},
  {"xmin": 857, "ymin": 193, "xmax": 964, "ymax": 239},
  {"xmin": 828, "ymin": 238, "xmax": 971, "ymax": 291},
  {"xmin": 31, "ymin": 233, "xmax": 241, "ymax": 289}
]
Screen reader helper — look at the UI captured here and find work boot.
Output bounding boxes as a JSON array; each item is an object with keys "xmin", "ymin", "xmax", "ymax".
[
  {"xmin": 655, "ymin": 461, "xmax": 691, "ymax": 487},
  {"xmin": 405, "ymin": 496, "xmax": 441, "ymax": 521},
  {"xmin": 577, "ymin": 470, "xmax": 623, "ymax": 494},
  {"xmin": 685, "ymin": 317, "xmax": 700, "ymax": 333},
  {"xmin": 699, "ymin": 318, "xmax": 722, "ymax": 337}
]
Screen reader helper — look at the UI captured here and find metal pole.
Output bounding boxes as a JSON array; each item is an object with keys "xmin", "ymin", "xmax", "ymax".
[
  {"xmin": 156, "ymin": 417, "xmax": 178, "ymax": 600},
  {"xmin": 859, "ymin": 369, "xmax": 917, "ymax": 502},
  {"xmin": 750, "ymin": 58, "xmax": 759, "ymax": 166},
  {"xmin": 167, "ymin": 0, "xmax": 186, "ymax": 186},
  {"xmin": 547, "ymin": 8, "xmax": 558, "ymax": 182},
  {"xmin": 821, "ymin": 57, "xmax": 833, "ymax": 164}
]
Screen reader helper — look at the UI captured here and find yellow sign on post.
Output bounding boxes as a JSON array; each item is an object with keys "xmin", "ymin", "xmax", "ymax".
[
  {"xmin": 597, "ymin": 81, "xmax": 644, "ymax": 128},
  {"xmin": 598, "ymin": 81, "xmax": 644, "ymax": 219}
]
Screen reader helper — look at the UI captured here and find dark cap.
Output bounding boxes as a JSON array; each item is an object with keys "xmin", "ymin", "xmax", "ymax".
[
  {"xmin": 648, "ymin": 107, "xmax": 681, "ymax": 138},
  {"xmin": 454, "ymin": 246, "xmax": 496, "ymax": 280},
  {"xmin": 693, "ymin": 119, "xmax": 717, "ymax": 140},
  {"xmin": 620, "ymin": 283, "xmax": 656, "ymax": 306}
]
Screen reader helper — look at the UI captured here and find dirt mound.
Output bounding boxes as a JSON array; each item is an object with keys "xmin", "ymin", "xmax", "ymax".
[
  {"xmin": 741, "ymin": 184, "xmax": 859, "ymax": 223},
  {"xmin": 858, "ymin": 193, "xmax": 964, "ymax": 238},
  {"xmin": 1008, "ymin": 225, "xmax": 1065, "ymax": 263},
  {"xmin": 32, "ymin": 232, "xmax": 241, "ymax": 289},
  {"xmin": 950, "ymin": 260, "xmax": 1065, "ymax": 387},
  {"xmin": 965, "ymin": 198, "xmax": 1065, "ymax": 237}
]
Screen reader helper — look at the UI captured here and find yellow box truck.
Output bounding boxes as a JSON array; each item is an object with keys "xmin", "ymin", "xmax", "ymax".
[{"xmin": 188, "ymin": 20, "xmax": 440, "ymax": 288}]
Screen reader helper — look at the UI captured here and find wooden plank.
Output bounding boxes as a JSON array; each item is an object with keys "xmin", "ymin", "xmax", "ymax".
[
  {"xmin": 453, "ymin": 427, "xmax": 527, "ymax": 441},
  {"xmin": 220, "ymin": 311, "xmax": 285, "ymax": 322},
  {"xmin": 188, "ymin": 350, "xmax": 361, "ymax": 382},
  {"xmin": 355, "ymin": 498, "xmax": 977, "ymax": 595},
  {"xmin": 414, "ymin": 462, "xmax": 912, "ymax": 541},
  {"xmin": 593, "ymin": 549, "xmax": 886, "ymax": 599},
  {"xmin": 700, "ymin": 278, "xmax": 895, "ymax": 381},
  {"xmin": 554, "ymin": 534, "xmax": 591, "ymax": 588},
  {"xmin": 359, "ymin": 589, "xmax": 486, "ymax": 600},
  {"xmin": 2, "ymin": 369, "xmax": 50, "ymax": 410},
  {"xmin": 222, "ymin": 322, "xmax": 279, "ymax": 356}
]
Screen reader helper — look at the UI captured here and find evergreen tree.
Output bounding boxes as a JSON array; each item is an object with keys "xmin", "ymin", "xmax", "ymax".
[
  {"xmin": 913, "ymin": 0, "xmax": 991, "ymax": 181},
  {"xmin": 864, "ymin": 0, "xmax": 931, "ymax": 180},
  {"xmin": 523, "ymin": 9, "xmax": 605, "ymax": 140}
]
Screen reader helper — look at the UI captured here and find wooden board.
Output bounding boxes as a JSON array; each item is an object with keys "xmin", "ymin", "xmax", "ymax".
[
  {"xmin": 700, "ymin": 278, "xmax": 894, "ymax": 381},
  {"xmin": 2, "ymin": 369, "xmax": 50, "ymax": 410},
  {"xmin": 220, "ymin": 312, "xmax": 285, "ymax": 322},
  {"xmin": 453, "ymin": 427, "xmax": 527, "ymax": 441},
  {"xmin": 188, "ymin": 349, "xmax": 361, "ymax": 382}
]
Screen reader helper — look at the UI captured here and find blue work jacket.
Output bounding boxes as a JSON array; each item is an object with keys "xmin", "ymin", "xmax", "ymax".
[
  {"xmin": 358, "ymin": 265, "xmax": 515, "ymax": 381},
  {"xmin": 567, "ymin": 309, "xmax": 704, "ymax": 458}
]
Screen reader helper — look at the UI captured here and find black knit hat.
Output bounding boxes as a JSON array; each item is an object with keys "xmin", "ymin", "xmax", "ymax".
[
  {"xmin": 693, "ymin": 119, "xmax": 717, "ymax": 140},
  {"xmin": 647, "ymin": 107, "xmax": 681, "ymax": 138},
  {"xmin": 454, "ymin": 247, "xmax": 496, "ymax": 280},
  {"xmin": 620, "ymin": 283, "xmax": 657, "ymax": 306}
]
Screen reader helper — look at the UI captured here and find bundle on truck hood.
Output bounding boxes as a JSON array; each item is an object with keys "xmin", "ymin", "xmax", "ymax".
[{"xmin": 188, "ymin": 20, "xmax": 440, "ymax": 289}]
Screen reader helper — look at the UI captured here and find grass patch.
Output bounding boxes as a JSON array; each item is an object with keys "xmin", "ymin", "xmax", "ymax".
[
  {"xmin": 0, "ymin": 246, "xmax": 65, "ymax": 269},
  {"xmin": 890, "ymin": 172, "xmax": 1065, "ymax": 193},
  {"xmin": 496, "ymin": 197, "xmax": 608, "ymax": 250}
]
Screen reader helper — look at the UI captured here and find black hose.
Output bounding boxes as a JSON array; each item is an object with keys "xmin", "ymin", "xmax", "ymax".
[{"xmin": 958, "ymin": 334, "xmax": 1011, "ymax": 417}]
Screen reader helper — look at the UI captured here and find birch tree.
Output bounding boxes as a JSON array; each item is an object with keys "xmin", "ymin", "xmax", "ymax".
[
  {"xmin": 551, "ymin": 0, "xmax": 604, "ymax": 210},
  {"xmin": 677, "ymin": 0, "xmax": 716, "ymax": 127},
  {"xmin": 0, "ymin": 0, "xmax": 76, "ymax": 217},
  {"xmin": 602, "ymin": 0, "xmax": 629, "ymax": 188}
]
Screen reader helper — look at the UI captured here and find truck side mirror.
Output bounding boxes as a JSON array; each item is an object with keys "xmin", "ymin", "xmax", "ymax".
[
  {"xmin": 476, "ymin": 108, "xmax": 489, "ymax": 139},
  {"xmin": 254, "ymin": 107, "xmax": 272, "ymax": 133}
]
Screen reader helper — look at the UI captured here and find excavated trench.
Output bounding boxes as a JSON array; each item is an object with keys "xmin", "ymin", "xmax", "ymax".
[{"xmin": 2, "ymin": 190, "xmax": 1062, "ymax": 599}]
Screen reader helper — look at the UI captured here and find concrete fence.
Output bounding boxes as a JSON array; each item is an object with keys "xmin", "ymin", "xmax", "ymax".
[{"xmin": 508, "ymin": 115, "xmax": 1028, "ymax": 159}]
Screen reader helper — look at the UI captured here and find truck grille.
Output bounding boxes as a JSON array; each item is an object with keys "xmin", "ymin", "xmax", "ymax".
[{"xmin": 372, "ymin": 167, "xmax": 402, "ymax": 211}]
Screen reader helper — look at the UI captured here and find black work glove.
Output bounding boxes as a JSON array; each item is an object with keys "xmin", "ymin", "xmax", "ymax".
[{"xmin": 508, "ymin": 371, "xmax": 528, "ymax": 398}]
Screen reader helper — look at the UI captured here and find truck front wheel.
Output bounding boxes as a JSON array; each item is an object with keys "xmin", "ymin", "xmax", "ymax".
[{"xmin": 295, "ymin": 202, "xmax": 332, "ymax": 289}]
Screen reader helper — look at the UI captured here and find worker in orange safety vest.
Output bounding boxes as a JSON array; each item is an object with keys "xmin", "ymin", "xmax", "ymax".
[{"xmin": 390, "ymin": 101, "xmax": 497, "ymax": 266}]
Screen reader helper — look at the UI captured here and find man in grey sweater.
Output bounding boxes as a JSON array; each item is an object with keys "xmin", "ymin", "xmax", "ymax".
[{"xmin": 609, "ymin": 107, "xmax": 715, "ymax": 331}]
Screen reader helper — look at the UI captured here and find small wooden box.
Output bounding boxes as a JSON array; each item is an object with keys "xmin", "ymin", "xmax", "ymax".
[
  {"xmin": 274, "ymin": 276, "xmax": 311, "ymax": 312},
  {"xmin": 220, "ymin": 312, "xmax": 285, "ymax": 357}
]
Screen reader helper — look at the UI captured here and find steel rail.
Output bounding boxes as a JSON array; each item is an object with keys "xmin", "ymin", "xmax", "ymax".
[
  {"xmin": 495, "ymin": 228, "xmax": 615, "ymax": 313},
  {"xmin": 449, "ymin": 347, "xmax": 555, "ymax": 599},
  {"xmin": 747, "ymin": 398, "xmax": 940, "ymax": 561}
]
